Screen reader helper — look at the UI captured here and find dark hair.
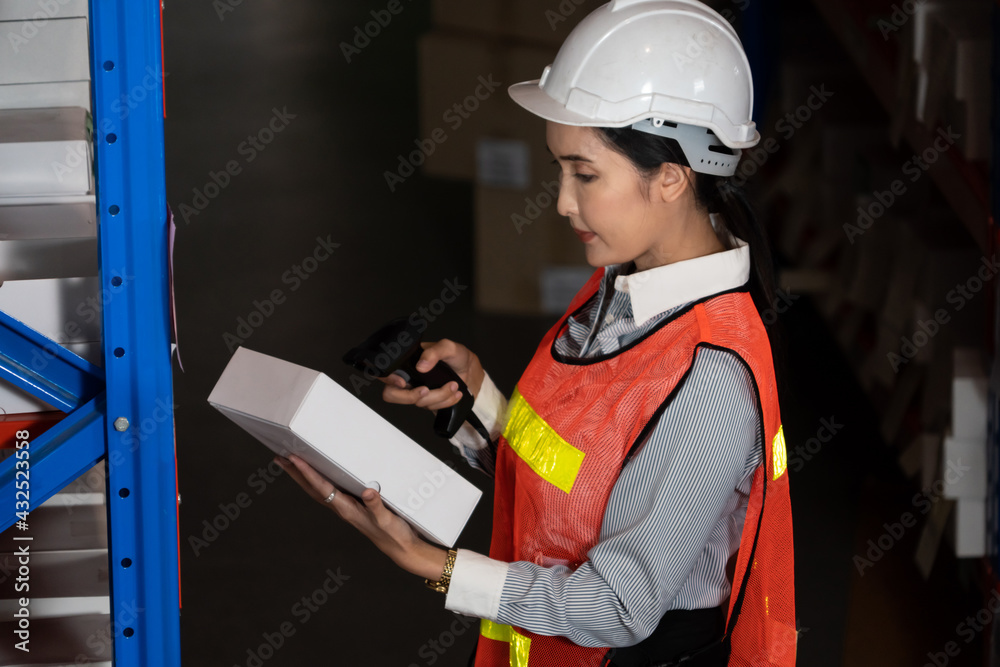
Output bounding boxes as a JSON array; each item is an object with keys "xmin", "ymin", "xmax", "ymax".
[{"xmin": 593, "ymin": 125, "xmax": 787, "ymax": 391}]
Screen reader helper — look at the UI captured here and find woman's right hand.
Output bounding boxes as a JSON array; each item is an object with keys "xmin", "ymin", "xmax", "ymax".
[{"xmin": 379, "ymin": 339, "xmax": 484, "ymax": 413}]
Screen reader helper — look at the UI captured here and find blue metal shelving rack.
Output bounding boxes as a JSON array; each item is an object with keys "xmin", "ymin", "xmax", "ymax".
[{"xmin": 0, "ymin": 1, "xmax": 180, "ymax": 664}]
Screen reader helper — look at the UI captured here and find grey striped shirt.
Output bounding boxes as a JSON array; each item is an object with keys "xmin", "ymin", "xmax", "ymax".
[{"xmin": 453, "ymin": 261, "xmax": 764, "ymax": 648}]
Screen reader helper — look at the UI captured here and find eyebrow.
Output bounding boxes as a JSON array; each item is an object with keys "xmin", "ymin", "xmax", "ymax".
[{"xmin": 546, "ymin": 144, "xmax": 594, "ymax": 163}]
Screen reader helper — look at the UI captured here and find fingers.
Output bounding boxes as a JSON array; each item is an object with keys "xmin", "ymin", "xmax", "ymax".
[
  {"xmin": 379, "ymin": 374, "xmax": 407, "ymax": 389},
  {"xmin": 360, "ymin": 488, "xmax": 394, "ymax": 529},
  {"xmin": 275, "ymin": 456, "xmax": 323, "ymax": 502},
  {"xmin": 287, "ymin": 454, "xmax": 329, "ymax": 491},
  {"xmin": 412, "ymin": 383, "xmax": 464, "ymax": 410},
  {"xmin": 418, "ymin": 383, "xmax": 464, "ymax": 410},
  {"xmin": 376, "ymin": 339, "xmax": 470, "ymax": 411},
  {"xmin": 280, "ymin": 455, "xmax": 352, "ymax": 513},
  {"xmin": 419, "ymin": 339, "xmax": 485, "ymax": 399},
  {"xmin": 277, "ymin": 457, "xmax": 419, "ymax": 566},
  {"xmin": 382, "ymin": 380, "xmax": 464, "ymax": 410},
  {"xmin": 416, "ymin": 339, "xmax": 461, "ymax": 374}
]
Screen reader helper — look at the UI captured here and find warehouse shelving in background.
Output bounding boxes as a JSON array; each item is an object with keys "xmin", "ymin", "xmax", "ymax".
[
  {"xmin": 771, "ymin": 0, "xmax": 998, "ymax": 660},
  {"xmin": 810, "ymin": 0, "xmax": 991, "ymax": 252},
  {"xmin": 0, "ymin": 0, "xmax": 180, "ymax": 665}
]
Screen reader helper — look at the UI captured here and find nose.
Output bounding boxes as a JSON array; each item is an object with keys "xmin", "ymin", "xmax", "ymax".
[{"xmin": 556, "ymin": 176, "xmax": 576, "ymax": 218}]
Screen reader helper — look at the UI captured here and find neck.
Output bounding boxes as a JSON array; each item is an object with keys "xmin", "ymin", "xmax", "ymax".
[{"xmin": 635, "ymin": 208, "xmax": 725, "ymax": 272}]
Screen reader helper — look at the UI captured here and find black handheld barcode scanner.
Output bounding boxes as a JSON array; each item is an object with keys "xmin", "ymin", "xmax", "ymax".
[{"xmin": 343, "ymin": 317, "xmax": 490, "ymax": 440}]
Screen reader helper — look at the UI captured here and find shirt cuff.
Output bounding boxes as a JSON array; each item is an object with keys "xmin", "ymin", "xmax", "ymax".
[
  {"xmin": 444, "ymin": 549, "xmax": 508, "ymax": 620},
  {"xmin": 449, "ymin": 372, "xmax": 509, "ymax": 451}
]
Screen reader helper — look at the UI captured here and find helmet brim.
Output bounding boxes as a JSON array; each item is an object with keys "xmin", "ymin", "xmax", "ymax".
[{"xmin": 507, "ymin": 80, "xmax": 618, "ymax": 128}]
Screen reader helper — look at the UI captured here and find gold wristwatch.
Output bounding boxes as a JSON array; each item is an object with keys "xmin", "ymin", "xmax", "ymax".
[{"xmin": 425, "ymin": 549, "xmax": 458, "ymax": 594}]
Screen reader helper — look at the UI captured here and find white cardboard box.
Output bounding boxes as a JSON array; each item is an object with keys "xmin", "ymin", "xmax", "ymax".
[
  {"xmin": 208, "ymin": 347, "xmax": 482, "ymax": 547},
  {"xmin": 0, "ymin": 17, "xmax": 90, "ymax": 85},
  {"xmin": 0, "ymin": 237, "xmax": 97, "ymax": 280},
  {"xmin": 0, "ymin": 276, "xmax": 102, "ymax": 343},
  {"xmin": 0, "ymin": 378, "xmax": 56, "ymax": 414},
  {"xmin": 0, "ymin": 0, "xmax": 89, "ymax": 20},
  {"xmin": 953, "ymin": 348, "xmax": 987, "ymax": 440},
  {"xmin": 953, "ymin": 498, "xmax": 986, "ymax": 558},
  {"xmin": 0, "ymin": 80, "xmax": 91, "ymax": 112},
  {"xmin": 942, "ymin": 431, "xmax": 987, "ymax": 499},
  {"xmin": 0, "ymin": 197, "xmax": 96, "ymax": 238},
  {"xmin": 0, "ymin": 107, "xmax": 93, "ymax": 196}
]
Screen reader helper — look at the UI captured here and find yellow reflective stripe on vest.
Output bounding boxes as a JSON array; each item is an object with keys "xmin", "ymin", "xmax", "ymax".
[
  {"xmin": 772, "ymin": 425, "xmax": 787, "ymax": 480},
  {"xmin": 511, "ymin": 630, "xmax": 531, "ymax": 667},
  {"xmin": 481, "ymin": 619, "xmax": 511, "ymax": 642},
  {"xmin": 503, "ymin": 387, "xmax": 585, "ymax": 494},
  {"xmin": 480, "ymin": 620, "xmax": 532, "ymax": 667}
]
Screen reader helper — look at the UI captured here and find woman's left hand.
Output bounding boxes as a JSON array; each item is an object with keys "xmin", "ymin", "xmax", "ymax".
[{"xmin": 275, "ymin": 454, "xmax": 449, "ymax": 582}]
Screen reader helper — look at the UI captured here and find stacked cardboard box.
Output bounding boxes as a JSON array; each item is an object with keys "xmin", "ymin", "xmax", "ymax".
[
  {"xmin": 910, "ymin": 1, "xmax": 992, "ymax": 162},
  {"xmin": 942, "ymin": 349, "xmax": 989, "ymax": 558},
  {"xmin": 0, "ymin": 2, "xmax": 92, "ymax": 110},
  {"xmin": 0, "ymin": 2, "xmax": 99, "ymax": 439},
  {"xmin": 419, "ymin": 3, "xmax": 594, "ymax": 314}
]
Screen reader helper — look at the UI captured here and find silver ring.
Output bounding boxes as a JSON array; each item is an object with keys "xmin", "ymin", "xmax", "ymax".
[{"xmin": 324, "ymin": 490, "xmax": 337, "ymax": 504}]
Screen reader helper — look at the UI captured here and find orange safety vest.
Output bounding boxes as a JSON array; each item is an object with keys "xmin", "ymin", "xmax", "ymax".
[{"xmin": 475, "ymin": 268, "xmax": 796, "ymax": 667}]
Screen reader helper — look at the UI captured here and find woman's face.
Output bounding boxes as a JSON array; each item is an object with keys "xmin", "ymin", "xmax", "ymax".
[{"xmin": 546, "ymin": 121, "xmax": 693, "ymax": 271}]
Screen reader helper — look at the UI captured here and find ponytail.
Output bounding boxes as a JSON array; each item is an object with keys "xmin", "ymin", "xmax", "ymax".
[{"xmin": 594, "ymin": 126, "xmax": 788, "ymax": 394}]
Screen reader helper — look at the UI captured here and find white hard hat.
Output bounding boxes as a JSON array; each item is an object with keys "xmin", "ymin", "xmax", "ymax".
[{"xmin": 508, "ymin": 0, "xmax": 759, "ymax": 177}]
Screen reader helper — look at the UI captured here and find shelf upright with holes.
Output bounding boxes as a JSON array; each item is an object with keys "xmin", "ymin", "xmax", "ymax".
[{"xmin": 90, "ymin": 0, "xmax": 181, "ymax": 664}]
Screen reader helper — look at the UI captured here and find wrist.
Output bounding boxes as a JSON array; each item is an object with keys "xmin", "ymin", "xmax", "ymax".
[
  {"xmin": 469, "ymin": 356, "xmax": 485, "ymax": 399},
  {"xmin": 424, "ymin": 547, "xmax": 458, "ymax": 595},
  {"xmin": 411, "ymin": 541, "xmax": 449, "ymax": 581}
]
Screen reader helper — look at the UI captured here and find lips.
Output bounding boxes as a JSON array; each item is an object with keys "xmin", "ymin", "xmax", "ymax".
[{"xmin": 573, "ymin": 228, "xmax": 596, "ymax": 243}]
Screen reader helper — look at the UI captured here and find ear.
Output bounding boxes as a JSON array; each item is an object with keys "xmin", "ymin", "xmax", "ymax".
[{"xmin": 653, "ymin": 163, "xmax": 694, "ymax": 204}]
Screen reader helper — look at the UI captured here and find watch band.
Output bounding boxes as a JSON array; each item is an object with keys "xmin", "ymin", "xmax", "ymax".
[{"xmin": 425, "ymin": 549, "xmax": 458, "ymax": 594}]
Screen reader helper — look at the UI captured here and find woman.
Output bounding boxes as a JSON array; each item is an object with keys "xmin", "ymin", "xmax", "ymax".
[{"xmin": 276, "ymin": 1, "xmax": 797, "ymax": 665}]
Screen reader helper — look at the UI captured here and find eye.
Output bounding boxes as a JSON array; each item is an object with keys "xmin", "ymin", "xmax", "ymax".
[{"xmin": 551, "ymin": 159, "xmax": 595, "ymax": 183}]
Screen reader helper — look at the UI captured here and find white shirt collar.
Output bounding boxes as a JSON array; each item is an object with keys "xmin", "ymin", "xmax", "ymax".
[{"xmin": 612, "ymin": 225, "xmax": 751, "ymax": 327}]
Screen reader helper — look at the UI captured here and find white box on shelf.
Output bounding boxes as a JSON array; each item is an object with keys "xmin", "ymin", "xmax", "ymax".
[
  {"xmin": 14, "ymin": 499, "xmax": 107, "ymax": 551},
  {"xmin": 0, "ymin": 196, "xmax": 96, "ymax": 238},
  {"xmin": 0, "ymin": 378, "xmax": 56, "ymax": 415},
  {"xmin": 0, "ymin": 0, "xmax": 89, "ymax": 20},
  {"xmin": 0, "ymin": 80, "xmax": 91, "ymax": 112},
  {"xmin": 0, "ymin": 17, "xmax": 90, "ymax": 85},
  {"xmin": 953, "ymin": 348, "xmax": 987, "ymax": 440},
  {"xmin": 0, "ymin": 237, "xmax": 97, "ymax": 280},
  {"xmin": 953, "ymin": 497, "xmax": 986, "ymax": 558},
  {"xmin": 929, "ymin": 9, "xmax": 991, "ymax": 102},
  {"xmin": 0, "ymin": 276, "xmax": 102, "ymax": 344},
  {"xmin": 942, "ymin": 431, "xmax": 986, "ymax": 499},
  {"xmin": 207, "ymin": 347, "xmax": 482, "ymax": 547},
  {"xmin": 915, "ymin": 3, "xmax": 990, "ymax": 128},
  {"xmin": 0, "ymin": 107, "xmax": 92, "ymax": 197},
  {"xmin": 0, "ymin": 548, "xmax": 107, "ymax": 599}
]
